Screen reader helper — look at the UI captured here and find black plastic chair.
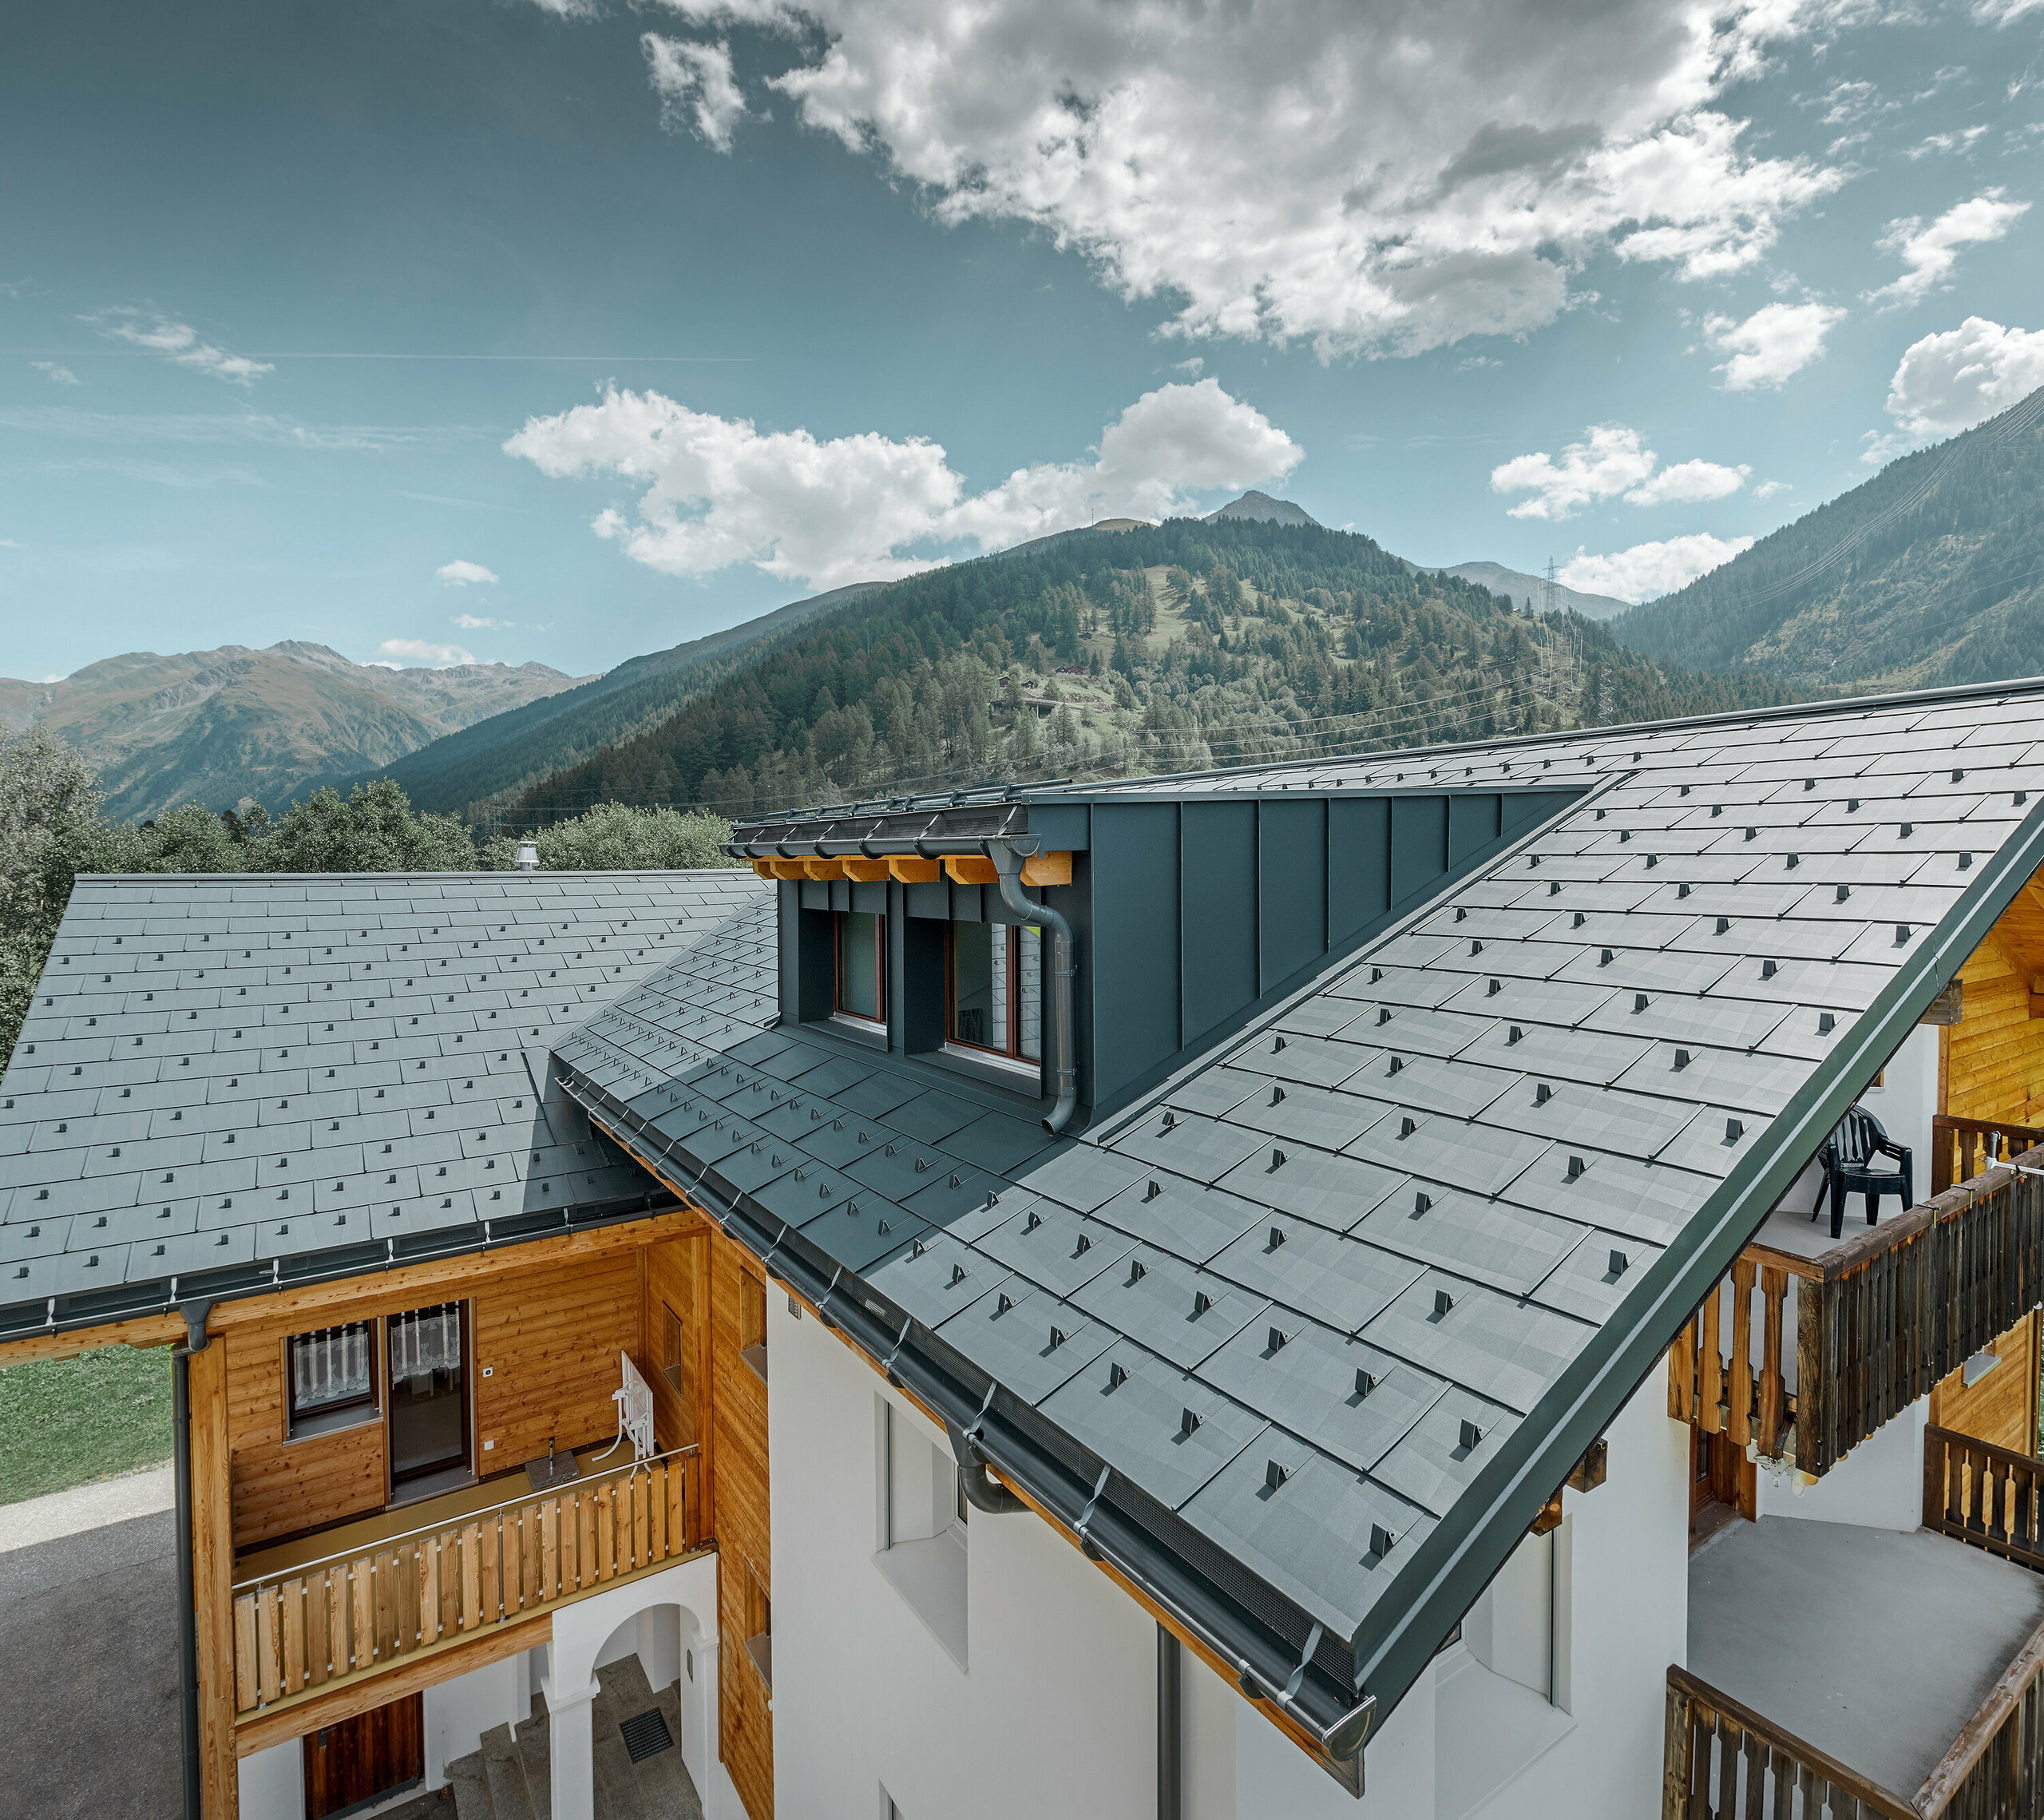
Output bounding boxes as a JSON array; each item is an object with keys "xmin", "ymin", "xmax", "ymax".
[{"xmin": 1811, "ymin": 1105, "xmax": 1913, "ymax": 1241}]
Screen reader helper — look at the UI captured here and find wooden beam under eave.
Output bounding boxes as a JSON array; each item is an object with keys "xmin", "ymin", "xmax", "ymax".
[
  {"xmin": 841, "ymin": 858, "xmax": 892, "ymax": 882},
  {"xmin": 885, "ymin": 856, "xmax": 941, "ymax": 883},
  {"xmin": 1021, "ymin": 851, "xmax": 1072, "ymax": 887},
  {"xmin": 942, "ymin": 855, "xmax": 1000, "ymax": 886},
  {"xmin": 765, "ymin": 859, "xmax": 808, "ymax": 880},
  {"xmin": 801, "ymin": 857, "xmax": 843, "ymax": 881},
  {"xmin": 750, "ymin": 860, "xmax": 777, "ymax": 879},
  {"xmin": 0, "ymin": 1309, "xmax": 183, "ymax": 1363}
]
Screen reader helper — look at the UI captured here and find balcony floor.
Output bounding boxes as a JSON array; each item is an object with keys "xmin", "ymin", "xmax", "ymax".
[
  {"xmin": 1689, "ymin": 1516, "xmax": 2044, "ymax": 1801},
  {"xmin": 1746, "ymin": 1196, "xmax": 1897, "ymax": 1266}
]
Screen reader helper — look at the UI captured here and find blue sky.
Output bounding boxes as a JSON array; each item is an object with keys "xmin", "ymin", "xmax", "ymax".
[{"xmin": 3, "ymin": 0, "xmax": 2041, "ymax": 684}]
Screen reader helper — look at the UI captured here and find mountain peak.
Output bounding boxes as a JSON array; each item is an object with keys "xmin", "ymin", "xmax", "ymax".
[{"xmin": 1206, "ymin": 490, "xmax": 1321, "ymax": 528}]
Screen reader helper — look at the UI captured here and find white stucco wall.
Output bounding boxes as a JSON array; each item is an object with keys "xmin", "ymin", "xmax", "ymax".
[{"xmin": 238, "ymin": 1738, "xmax": 307, "ymax": 1820}]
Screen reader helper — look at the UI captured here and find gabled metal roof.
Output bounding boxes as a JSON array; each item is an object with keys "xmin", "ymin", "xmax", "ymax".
[
  {"xmin": 553, "ymin": 678, "xmax": 2044, "ymax": 1774},
  {"xmin": 0, "ymin": 869, "xmax": 768, "ymax": 1334}
]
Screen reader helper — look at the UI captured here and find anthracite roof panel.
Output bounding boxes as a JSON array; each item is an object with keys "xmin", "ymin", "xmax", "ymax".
[
  {"xmin": 1194, "ymin": 1315, "xmax": 1444, "ymax": 1476},
  {"xmin": 1038, "ymin": 1339, "xmax": 1267, "ymax": 1513},
  {"xmin": 934, "ymin": 1280, "xmax": 1115, "ymax": 1406},
  {"xmin": 1, "ymin": 870, "xmax": 770, "ymax": 1303},
  {"xmin": 529, "ymin": 684, "xmax": 2044, "ymax": 1746},
  {"xmin": 975, "ymin": 1198, "xmax": 1136, "ymax": 1299},
  {"xmin": 1067, "ymin": 1243, "xmax": 1269, "ymax": 1370}
]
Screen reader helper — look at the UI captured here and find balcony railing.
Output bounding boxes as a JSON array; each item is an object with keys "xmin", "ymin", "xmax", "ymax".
[
  {"xmin": 230, "ymin": 1446, "xmax": 703, "ymax": 1720},
  {"xmin": 1924, "ymin": 1423, "xmax": 2044, "ymax": 1573},
  {"xmin": 1932, "ymin": 1116, "xmax": 2044, "ymax": 1199},
  {"xmin": 1666, "ymin": 1644, "xmax": 2044, "ymax": 1820},
  {"xmin": 1670, "ymin": 1144, "xmax": 2044, "ymax": 1477}
]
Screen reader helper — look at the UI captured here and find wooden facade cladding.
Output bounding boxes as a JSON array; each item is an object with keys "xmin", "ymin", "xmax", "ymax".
[
  {"xmin": 710, "ymin": 1224, "xmax": 773, "ymax": 1820},
  {"xmin": 224, "ymin": 1249, "xmax": 644, "ymax": 1552},
  {"xmin": 1944, "ymin": 875, "xmax": 2044, "ymax": 1127}
]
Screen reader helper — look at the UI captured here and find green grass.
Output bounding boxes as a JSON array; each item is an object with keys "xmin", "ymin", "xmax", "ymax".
[{"xmin": 0, "ymin": 1343, "xmax": 176, "ymax": 1505}]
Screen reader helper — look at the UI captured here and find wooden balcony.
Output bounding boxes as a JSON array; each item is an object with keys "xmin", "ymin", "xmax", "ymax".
[
  {"xmin": 1670, "ymin": 1140, "xmax": 2044, "ymax": 1478},
  {"xmin": 229, "ymin": 1446, "xmax": 704, "ymax": 1729},
  {"xmin": 1668, "ymin": 1517, "xmax": 2044, "ymax": 1819}
]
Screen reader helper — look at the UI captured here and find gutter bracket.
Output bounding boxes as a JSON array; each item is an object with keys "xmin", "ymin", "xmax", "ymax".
[{"xmin": 1075, "ymin": 1463, "xmax": 1113, "ymax": 1558}]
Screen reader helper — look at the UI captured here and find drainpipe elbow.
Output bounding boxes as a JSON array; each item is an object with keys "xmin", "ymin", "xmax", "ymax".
[{"xmin": 988, "ymin": 839, "xmax": 1077, "ymax": 1134}]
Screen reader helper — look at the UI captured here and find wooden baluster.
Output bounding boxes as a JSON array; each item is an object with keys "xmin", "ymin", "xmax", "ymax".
[
  {"xmin": 461, "ymin": 1523, "xmax": 482, "ymax": 1631},
  {"xmin": 349, "ymin": 1556, "xmax": 374, "ymax": 1667},
  {"xmin": 598, "ymin": 1482, "xmax": 617, "ymax": 1582},
  {"xmin": 1671, "ymin": 1318, "xmax": 1697, "ymax": 1425},
  {"xmin": 633, "ymin": 1470, "xmax": 651, "ymax": 1569},
  {"xmin": 539, "ymin": 1497, "xmax": 559, "ymax": 1602},
  {"xmin": 257, "ymin": 1584, "xmax": 283, "ymax": 1707},
  {"xmin": 1758, "ymin": 1270, "xmax": 1786, "ymax": 1458},
  {"xmin": 280, "ymin": 1577, "xmax": 306, "ymax": 1695},
  {"xmin": 306, "ymin": 1572, "xmax": 331, "ymax": 1687},
  {"xmin": 418, "ymin": 1538, "xmax": 440, "ymax": 1648},
  {"xmin": 1663, "ymin": 1679, "xmax": 1691, "ymax": 1820},
  {"xmin": 1686, "ymin": 1703, "xmax": 1710, "ymax": 1820},
  {"xmin": 576, "ymin": 1485, "xmax": 596, "ymax": 1590},
  {"xmin": 233, "ymin": 1593, "xmax": 259, "ymax": 1713},
  {"xmin": 668, "ymin": 1460, "xmax": 687, "ymax": 1555},
  {"xmin": 1731, "ymin": 1259, "xmax": 1756, "ymax": 1449},
  {"xmin": 649, "ymin": 1461, "xmax": 668, "ymax": 1562},
  {"xmin": 397, "ymin": 1543, "xmax": 421, "ymax": 1654},
  {"xmin": 1766, "ymin": 1745, "xmax": 1791, "ymax": 1820},
  {"xmin": 327, "ymin": 1566, "xmax": 350, "ymax": 1675},
  {"xmin": 1701, "ymin": 1286, "xmax": 1725, "ymax": 1435}
]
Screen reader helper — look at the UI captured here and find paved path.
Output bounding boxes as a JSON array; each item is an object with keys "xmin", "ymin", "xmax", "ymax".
[{"xmin": 1, "ymin": 1465, "xmax": 181, "ymax": 1820}]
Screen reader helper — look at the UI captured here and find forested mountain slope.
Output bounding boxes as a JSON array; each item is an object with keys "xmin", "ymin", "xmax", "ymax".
[
  {"xmin": 512, "ymin": 515, "xmax": 1811, "ymax": 825},
  {"xmin": 1610, "ymin": 387, "xmax": 2044, "ymax": 686},
  {"xmin": 363, "ymin": 578, "xmax": 877, "ymax": 819},
  {"xmin": 0, "ymin": 642, "xmax": 587, "ymax": 823}
]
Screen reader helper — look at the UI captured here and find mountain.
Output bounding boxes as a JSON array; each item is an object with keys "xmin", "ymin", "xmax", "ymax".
[
  {"xmin": 0, "ymin": 642, "xmax": 590, "ymax": 823},
  {"xmin": 1444, "ymin": 561, "xmax": 1632, "ymax": 621},
  {"xmin": 1608, "ymin": 387, "xmax": 2044, "ymax": 688},
  {"xmin": 508, "ymin": 514, "xmax": 1810, "ymax": 826},
  {"xmin": 365, "ymin": 579, "xmax": 878, "ymax": 819},
  {"xmin": 1206, "ymin": 490, "xmax": 1321, "ymax": 527}
]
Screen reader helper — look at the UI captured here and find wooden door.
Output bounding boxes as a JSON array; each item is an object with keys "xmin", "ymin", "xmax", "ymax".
[{"xmin": 303, "ymin": 1691, "xmax": 424, "ymax": 1820}]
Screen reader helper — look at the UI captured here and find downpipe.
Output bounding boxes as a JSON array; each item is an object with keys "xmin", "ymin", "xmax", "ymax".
[
  {"xmin": 988, "ymin": 839, "xmax": 1077, "ymax": 1134},
  {"xmin": 1159, "ymin": 1624, "xmax": 1182, "ymax": 1820},
  {"xmin": 174, "ymin": 1300, "xmax": 213, "ymax": 1820}
]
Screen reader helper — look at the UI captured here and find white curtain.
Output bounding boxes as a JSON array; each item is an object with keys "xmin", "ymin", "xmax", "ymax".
[
  {"xmin": 292, "ymin": 1323, "xmax": 372, "ymax": 1412},
  {"xmin": 388, "ymin": 1303, "xmax": 462, "ymax": 1386}
]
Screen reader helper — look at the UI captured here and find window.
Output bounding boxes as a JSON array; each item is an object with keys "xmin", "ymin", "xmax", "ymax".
[
  {"xmin": 946, "ymin": 921, "xmax": 1041, "ymax": 1067},
  {"xmin": 835, "ymin": 911, "xmax": 885, "ymax": 1025},
  {"xmin": 873, "ymin": 1394, "xmax": 968, "ymax": 1666},
  {"xmin": 742, "ymin": 1559, "xmax": 773, "ymax": 1692},
  {"xmin": 287, "ymin": 1322, "xmax": 377, "ymax": 1440}
]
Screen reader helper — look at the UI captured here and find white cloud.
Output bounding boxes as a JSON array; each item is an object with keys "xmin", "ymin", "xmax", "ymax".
[
  {"xmin": 436, "ymin": 559, "xmax": 501, "ymax": 586},
  {"xmin": 30, "ymin": 361, "xmax": 79, "ymax": 386},
  {"xmin": 644, "ymin": 35, "xmax": 747, "ymax": 150},
  {"xmin": 1172, "ymin": 357, "xmax": 1204, "ymax": 377},
  {"xmin": 622, "ymin": 0, "xmax": 1848, "ymax": 358},
  {"xmin": 1559, "ymin": 532, "xmax": 1756, "ymax": 601},
  {"xmin": 505, "ymin": 376, "xmax": 1301, "ymax": 590},
  {"xmin": 376, "ymin": 638, "xmax": 475, "ymax": 667},
  {"xmin": 1882, "ymin": 315, "xmax": 2044, "ymax": 439},
  {"xmin": 1755, "ymin": 478, "xmax": 1791, "ymax": 497},
  {"xmin": 1489, "ymin": 423, "xmax": 1748, "ymax": 520},
  {"xmin": 1973, "ymin": 0, "xmax": 2043, "ymax": 23},
  {"xmin": 1624, "ymin": 457, "xmax": 1752, "ymax": 505},
  {"xmin": 1705, "ymin": 300, "xmax": 1847, "ymax": 390},
  {"xmin": 1905, "ymin": 125, "xmax": 1988, "ymax": 159},
  {"xmin": 1491, "ymin": 425, "xmax": 1657, "ymax": 520},
  {"xmin": 452, "ymin": 613, "xmax": 510, "ymax": 630},
  {"xmin": 1, "ymin": 539, "xmax": 23, "ymax": 549},
  {"xmin": 85, "ymin": 309, "xmax": 274, "ymax": 385},
  {"xmin": 1866, "ymin": 189, "xmax": 2030, "ymax": 309}
]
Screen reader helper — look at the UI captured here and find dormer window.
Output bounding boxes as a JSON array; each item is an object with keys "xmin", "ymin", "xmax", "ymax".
[
  {"xmin": 835, "ymin": 911, "xmax": 885, "ymax": 1025},
  {"xmin": 948, "ymin": 922, "xmax": 1040, "ymax": 1067}
]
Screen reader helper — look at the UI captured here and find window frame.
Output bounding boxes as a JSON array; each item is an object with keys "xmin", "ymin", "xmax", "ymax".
[
  {"xmin": 284, "ymin": 1319, "xmax": 381, "ymax": 1444},
  {"xmin": 943, "ymin": 919, "xmax": 1041, "ymax": 1068},
  {"xmin": 833, "ymin": 909, "xmax": 888, "ymax": 1028}
]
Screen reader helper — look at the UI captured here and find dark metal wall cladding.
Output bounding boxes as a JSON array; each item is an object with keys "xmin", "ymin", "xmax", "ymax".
[{"xmin": 1086, "ymin": 787, "xmax": 1580, "ymax": 1116}]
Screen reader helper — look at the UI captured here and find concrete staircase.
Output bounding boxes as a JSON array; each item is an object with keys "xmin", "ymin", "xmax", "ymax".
[{"xmin": 446, "ymin": 1656, "xmax": 701, "ymax": 1820}]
